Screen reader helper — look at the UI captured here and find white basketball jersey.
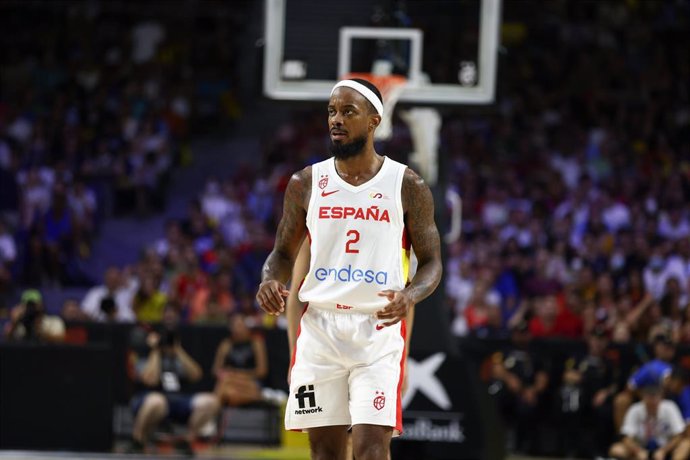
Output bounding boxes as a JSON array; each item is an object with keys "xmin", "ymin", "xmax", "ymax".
[{"xmin": 299, "ymin": 156, "xmax": 411, "ymax": 313}]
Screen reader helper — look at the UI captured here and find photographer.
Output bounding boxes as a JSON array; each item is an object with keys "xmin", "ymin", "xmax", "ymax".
[
  {"xmin": 4, "ymin": 289, "xmax": 64, "ymax": 343},
  {"xmin": 129, "ymin": 306, "xmax": 219, "ymax": 455}
]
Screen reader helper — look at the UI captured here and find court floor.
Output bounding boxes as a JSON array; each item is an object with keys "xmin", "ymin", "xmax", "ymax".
[
  {"xmin": 0, "ymin": 446, "xmax": 304, "ymax": 460},
  {"xmin": 0, "ymin": 449, "xmax": 575, "ymax": 460}
]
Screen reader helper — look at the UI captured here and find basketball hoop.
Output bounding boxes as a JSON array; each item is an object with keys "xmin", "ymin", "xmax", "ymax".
[
  {"xmin": 345, "ymin": 72, "xmax": 441, "ymax": 188},
  {"xmin": 344, "ymin": 72, "xmax": 407, "ymax": 141}
]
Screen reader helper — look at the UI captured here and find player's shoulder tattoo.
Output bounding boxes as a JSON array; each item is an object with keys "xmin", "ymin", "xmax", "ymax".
[
  {"xmin": 401, "ymin": 167, "xmax": 431, "ymax": 213},
  {"xmin": 286, "ymin": 165, "xmax": 312, "ymax": 209}
]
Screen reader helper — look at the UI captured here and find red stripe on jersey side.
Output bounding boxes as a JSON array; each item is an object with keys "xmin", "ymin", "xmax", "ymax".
[
  {"xmin": 395, "ymin": 319, "xmax": 407, "ymax": 435},
  {"xmin": 401, "ymin": 226, "xmax": 411, "ymax": 250},
  {"xmin": 306, "ymin": 229, "xmax": 312, "ymax": 245}
]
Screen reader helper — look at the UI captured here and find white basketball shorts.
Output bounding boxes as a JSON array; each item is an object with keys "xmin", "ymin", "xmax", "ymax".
[{"xmin": 285, "ymin": 305, "xmax": 406, "ymax": 435}]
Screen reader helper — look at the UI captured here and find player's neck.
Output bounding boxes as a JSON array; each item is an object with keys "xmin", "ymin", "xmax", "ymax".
[{"xmin": 334, "ymin": 148, "xmax": 384, "ymax": 185}]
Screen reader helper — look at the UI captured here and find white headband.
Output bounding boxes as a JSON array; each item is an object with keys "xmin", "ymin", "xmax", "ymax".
[{"xmin": 330, "ymin": 80, "xmax": 384, "ymax": 116}]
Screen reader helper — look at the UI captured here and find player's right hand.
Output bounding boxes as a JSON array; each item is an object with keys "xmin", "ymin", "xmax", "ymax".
[{"xmin": 256, "ymin": 280, "xmax": 289, "ymax": 316}]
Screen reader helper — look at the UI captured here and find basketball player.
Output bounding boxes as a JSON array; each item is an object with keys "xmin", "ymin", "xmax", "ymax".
[
  {"xmin": 256, "ymin": 78, "xmax": 442, "ymax": 460},
  {"xmin": 287, "ymin": 239, "xmax": 416, "ymax": 459}
]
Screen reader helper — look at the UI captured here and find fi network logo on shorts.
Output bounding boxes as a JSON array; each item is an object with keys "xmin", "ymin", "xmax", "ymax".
[{"xmin": 294, "ymin": 385, "xmax": 323, "ymax": 415}]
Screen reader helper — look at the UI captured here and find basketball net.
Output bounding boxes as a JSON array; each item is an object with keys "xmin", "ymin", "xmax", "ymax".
[
  {"xmin": 343, "ymin": 72, "xmax": 407, "ymax": 141},
  {"xmin": 343, "ymin": 71, "xmax": 441, "ymax": 187}
]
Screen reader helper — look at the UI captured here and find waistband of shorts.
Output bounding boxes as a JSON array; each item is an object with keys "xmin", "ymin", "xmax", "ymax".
[{"xmin": 306, "ymin": 301, "xmax": 379, "ymax": 316}]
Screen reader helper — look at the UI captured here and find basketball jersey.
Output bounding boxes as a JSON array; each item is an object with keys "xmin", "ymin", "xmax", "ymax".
[{"xmin": 299, "ymin": 156, "xmax": 411, "ymax": 313}]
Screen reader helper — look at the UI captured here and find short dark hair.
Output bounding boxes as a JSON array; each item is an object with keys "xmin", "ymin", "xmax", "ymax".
[{"xmin": 349, "ymin": 78, "xmax": 383, "ymax": 114}]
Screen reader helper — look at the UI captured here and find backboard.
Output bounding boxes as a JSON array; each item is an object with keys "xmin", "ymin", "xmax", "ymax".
[{"xmin": 263, "ymin": 0, "xmax": 501, "ymax": 104}]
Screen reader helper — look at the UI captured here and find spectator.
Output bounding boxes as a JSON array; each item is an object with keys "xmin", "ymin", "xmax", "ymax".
[
  {"xmin": 464, "ymin": 268, "xmax": 502, "ymax": 337},
  {"xmin": 494, "ymin": 249, "xmax": 522, "ymax": 327},
  {"xmin": 446, "ymin": 255, "xmax": 474, "ymax": 336},
  {"xmin": 152, "ymin": 219, "xmax": 185, "ymax": 261},
  {"xmin": 19, "ymin": 168, "xmax": 51, "ymax": 230},
  {"xmin": 131, "ymin": 19, "xmax": 166, "ymax": 64},
  {"xmin": 81, "ymin": 266, "xmax": 137, "ymax": 322},
  {"xmin": 190, "ymin": 270, "xmax": 236, "ymax": 325},
  {"xmin": 608, "ymin": 384, "xmax": 687, "ymax": 460},
  {"xmin": 245, "ymin": 178, "xmax": 275, "ymax": 225},
  {"xmin": 558, "ymin": 325, "xmax": 620, "ymax": 457},
  {"xmin": 61, "ymin": 299, "xmax": 89, "ymax": 322},
  {"xmin": 169, "ymin": 245, "xmax": 208, "ymax": 314},
  {"xmin": 133, "ymin": 273, "xmax": 168, "ymax": 324},
  {"xmin": 129, "ymin": 307, "xmax": 220, "ymax": 455},
  {"xmin": 4, "ymin": 289, "xmax": 65, "ymax": 343},
  {"xmin": 658, "ymin": 207, "xmax": 690, "ymax": 242},
  {"xmin": 200, "ymin": 178, "xmax": 237, "ymax": 226},
  {"xmin": 528, "ymin": 292, "xmax": 583, "ymax": 338},
  {"xmin": 615, "ymin": 294, "xmax": 658, "ymax": 344},
  {"xmin": 488, "ymin": 320, "xmax": 550, "ymax": 454},
  {"xmin": 613, "ymin": 332, "xmax": 677, "ymax": 432},
  {"xmin": 0, "ymin": 219, "xmax": 16, "ymax": 310},
  {"xmin": 67, "ymin": 179, "xmax": 97, "ymax": 254},
  {"xmin": 212, "ymin": 312, "xmax": 274, "ymax": 406},
  {"xmin": 38, "ymin": 183, "xmax": 74, "ymax": 284},
  {"xmin": 666, "ymin": 367, "xmax": 690, "ymax": 429},
  {"xmin": 644, "ymin": 249, "xmax": 686, "ymax": 302}
]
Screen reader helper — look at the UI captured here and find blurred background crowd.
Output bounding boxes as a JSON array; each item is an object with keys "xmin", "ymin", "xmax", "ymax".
[{"xmin": 0, "ymin": 0, "xmax": 689, "ymax": 458}]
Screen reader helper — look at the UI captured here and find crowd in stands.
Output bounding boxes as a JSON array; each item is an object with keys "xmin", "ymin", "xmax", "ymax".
[
  {"xmin": 453, "ymin": 2, "xmax": 688, "ymax": 457},
  {"xmin": 443, "ymin": 0, "xmax": 689, "ymax": 345},
  {"xmin": 0, "ymin": 1, "xmax": 249, "ymax": 302},
  {"xmin": 59, "ymin": 174, "xmax": 277, "ymax": 327}
]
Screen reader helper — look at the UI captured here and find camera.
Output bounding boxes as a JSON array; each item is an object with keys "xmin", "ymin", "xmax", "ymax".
[
  {"xmin": 23, "ymin": 300, "xmax": 39, "ymax": 323},
  {"xmin": 161, "ymin": 328, "xmax": 178, "ymax": 348},
  {"xmin": 21, "ymin": 300, "xmax": 41, "ymax": 339},
  {"xmin": 100, "ymin": 297, "xmax": 116, "ymax": 316}
]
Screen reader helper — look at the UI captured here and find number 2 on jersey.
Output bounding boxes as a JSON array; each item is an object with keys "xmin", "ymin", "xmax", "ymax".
[{"xmin": 345, "ymin": 230, "xmax": 360, "ymax": 253}]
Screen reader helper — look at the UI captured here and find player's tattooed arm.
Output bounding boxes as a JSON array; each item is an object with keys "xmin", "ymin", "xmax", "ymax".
[
  {"xmin": 257, "ymin": 167, "xmax": 311, "ymax": 314},
  {"xmin": 376, "ymin": 168, "xmax": 441, "ymax": 326},
  {"xmin": 401, "ymin": 168, "xmax": 442, "ymax": 304},
  {"xmin": 262, "ymin": 167, "xmax": 310, "ymax": 283}
]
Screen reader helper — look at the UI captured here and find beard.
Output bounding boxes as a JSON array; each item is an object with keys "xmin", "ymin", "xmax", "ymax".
[{"xmin": 329, "ymin": 135, "xmax": 367, "ymax": 160}]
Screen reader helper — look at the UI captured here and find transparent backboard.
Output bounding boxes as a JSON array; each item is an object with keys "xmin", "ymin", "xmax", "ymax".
[{"xmin": 264, "ymin": 0, "xmax": 501, "ymax": 104}]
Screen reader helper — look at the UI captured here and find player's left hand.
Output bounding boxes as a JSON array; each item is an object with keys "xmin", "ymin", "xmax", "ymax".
[{"xmin": 376, "ymin": 290, "xmax": 413, "ymax": 327}]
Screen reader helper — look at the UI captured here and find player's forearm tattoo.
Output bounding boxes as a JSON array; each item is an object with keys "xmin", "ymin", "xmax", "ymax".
[
  {"xmin": 261, "ymin": 168, "xmax": 310, "ymax": 284},
  {"xmin": 401, "ymin": 169, "xmax": 442, "ymax": 304}
]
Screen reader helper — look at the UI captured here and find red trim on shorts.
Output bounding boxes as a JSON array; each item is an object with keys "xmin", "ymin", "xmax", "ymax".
[
  {"xmin": 395, "ymin": 319, "xmax": 407, "ymax": 434},
  {"xmin": 288, "ymin": 303, "xmax": 309, "ymax": 433},
  {"xmin": 289, "ymin": 303, "xmax": 309, "ymax": 372}
]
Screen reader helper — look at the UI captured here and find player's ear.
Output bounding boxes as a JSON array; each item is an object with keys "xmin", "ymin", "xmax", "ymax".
[{"xmin": 369, "ymin": 114, "xmax": 382, "ymax": 131}]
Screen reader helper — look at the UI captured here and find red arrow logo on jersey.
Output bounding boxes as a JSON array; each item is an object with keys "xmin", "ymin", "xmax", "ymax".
[
  {"xmin": 321, "ymin": 190, "xmax": 340, "ymax": 197},
  {"xmin": 375, "ymin": 324, "xmax": 385, "ymax": 331}
]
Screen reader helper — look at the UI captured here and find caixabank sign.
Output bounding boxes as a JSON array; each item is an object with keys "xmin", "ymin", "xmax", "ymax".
[{"xmin": 391, "ymin": 352, "xmax": 505, "ymax": 460}]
